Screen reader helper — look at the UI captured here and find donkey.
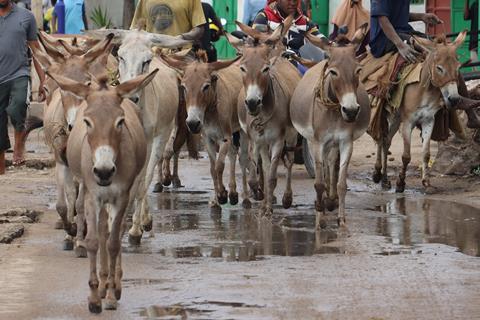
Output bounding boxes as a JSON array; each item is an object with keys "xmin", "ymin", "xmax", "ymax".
[
  {"xmin": 229, "ymin": 17, "xmax": 301, "ymax": 216},
  {"xmin": 290, "ymin": 26, "xmax": 371, "ymax": 228},
  {"xmin": 85, "ymin": 28, "xmax": 191, "ymax": 244},
  {"xmin": 48, "ymin": 70, "xmax": 155, "ymax": 313},
  {"xmin": 31, "ymin": 35, "xmax": 114, "ymax": 254},
  {"xmin": 367, "ymin": 31, "xmax": 479, "ymax": 193},
  {"xmin": 161, "ymin": 52, "xmax": 244, "ymax": 209}
]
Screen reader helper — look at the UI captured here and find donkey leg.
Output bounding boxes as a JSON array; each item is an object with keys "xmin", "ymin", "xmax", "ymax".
[
  {"xmin": 215, "ymin": 139, "xmax": 230, "ymax": 205},
  {"xmin": 205, "ymin": 139, "xmax": 221, "ymax": 209},
  {"xmin": 55, "ymin": 164, "xmax": 69, "ymax": 231},
  {"xmin": 64, "ymin": 169, "xmax": 78, "ymax": 237},
  {"xmin": 396, "ymin": 123, "xmax": 413, "ymax": 193},
  {"xmin": 227, "ymin": 144, "xmax": 239, "ymax": 205},
  {"xmin": 381, "ymin": 137, "xmax": 392, "ymax": 190},
  {"xmin": 75, "ymin": 183, "xmax": 87, "ymax": 258},
  {"xmin": 325, "ymin": 148, "xmax": 339, "ymax": 212},
  {"xmin": 373, "ymin": 141, "xmax": 382, "ymax": 183},
  {"xmin": 239, "ymin": 132, "xmax": 252, "ymax": 209},
  {"xmin": 162, "ymin": 125, "xmax": 178, "ymax": 187},
  {"xmin": 312, "ymin": 143, "xmax": 326, "ymax": 229},
  {"xmin": 337, "ymin": 140, "xmax": 354, "ymax": 227},
  {"xmin": 259, "ymin": 146, "xmax": 273, "ymax": 216},
  {"xmin": 98, "ymin": 208, "xmax": 109, "ymax": 299},
  {"xmin": 247, "ymin": 142, "xmax": 262, "ymax": 201},
  {"xmin": 104, "ymin": 200, "xmax": 127, "ymax": 310},
  {"xmin": 172, "ymin": 153, "xmax": 182, "ymax": 188},
  {"xmin": 84, "ymin": 193, "xmax": 101, "ymax": 314},
  {"xmin": 282, "ymin": 132, "xmax": 297, "ymax": 209},
  {"xmin": 153, "ymin": 158, "xmax": 163, "ymax": 193},
  {"xmin": 420, "ymin": 119, "xmax": 434, "ymax": 188}
]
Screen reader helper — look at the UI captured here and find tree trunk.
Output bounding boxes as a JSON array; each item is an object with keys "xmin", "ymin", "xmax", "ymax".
[{"xmin": 123, "ymin": 0, "xmax": 136, "ymax": 29}]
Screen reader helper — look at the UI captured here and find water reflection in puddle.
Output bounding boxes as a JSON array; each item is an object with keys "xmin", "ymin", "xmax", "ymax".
[{"xmin": 376, "ymin": 198, "xmax": 480, "ymax": 256}]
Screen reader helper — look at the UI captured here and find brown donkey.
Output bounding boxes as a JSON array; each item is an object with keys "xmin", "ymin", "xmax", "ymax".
[
  {"xmin": 31, "ymin": 34, "xmax": 114, "ymax": 254},
  {"xmin": 229, "ymin": 17, "xmax": 301, "ymax": 216},
  {"xmin": 161, "ymin": 52, "xmax": 243, "ymax": 209},
  {"xmin": 290, "ymin": 26, "xmax": 371, "ymax": 227},
  {"xmin": 368, "ymin": 32, "xmax": 479, "ymax": 193},
  {"xmin": 49, "ymin": 70, "xmax": 156, "ymax": 313}
]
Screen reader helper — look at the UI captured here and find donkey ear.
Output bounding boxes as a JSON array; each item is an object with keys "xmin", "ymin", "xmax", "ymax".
[
  {"xmin": 235, "ymin": 20, "xmax": 267, "ymax": 42},
  {"xmin": 225, "ymin": 32, "xmax": 246, "ymax": 53},
  {"xmin": 306, "ymin": 31, "xmax": 330, "ymax": 51},
  {"xmin": 46, "ymin": 72, "xmax": 90, "ymax": 98},
  {"xmin": 82, "ymin": 33, "xmax": 115, "ymax": 63},
  {"xmin": 411, "ymin": 35, "xmax": 436, "ymax": 52},
  {"xmin": 83, "ymin": 29, "xmax": 126, "ymax": 45},
  {"xmin": 208, "ymin": 55, "xmax": 241, "ymax": 72},
  {"xmin": 452, "ymin": 30, "xmax": 467, "ymax": 48},
  {"xmin": 149, "ymin": 34, "xmax": 193, "ymax": 48},
  {"xmin": 30, "ymin": 45, "xmax": 52, "ymax": 70},
  {"xmin": 58, "ymin": 39, "xmax": 85, "ymax": 56},
  {"xmin": 116, "ymin": 68, "xmax": 159, "ymax": 99},
  {"xmin": 160, "ymin": 53, "xmax": 189, "ymax": 71},
  {"xmin": 38, "ymin": 32, "xmax": 66, "ymax": 63},
  {"xmin": 350, "ymin": 22, "xmax": 369, "ymax": 49}
]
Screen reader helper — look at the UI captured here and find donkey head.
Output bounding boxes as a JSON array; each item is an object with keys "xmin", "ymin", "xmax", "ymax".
[
  {"xmin": 85, "ymin": 29, "xmax": 191, "ymax": 104},
  {"xmin": 306, "ymin": 24, "xmax": 368, "ymax": 122},
  {"xmin": 162, "ymin": 52, "xmax": 240, "ymax": 133},
  {"xmin": 413, "ymin": 31, "xmax": 467, "ymax": 107},
  {"xmin": 229, "ymin": 16, "xmax": 293, "ymax": 116},
  {"xmin": 36, "ymin": 33, "xmax": 114, "ymax": 131},
  {"xmin": 48, "ymin": 69, "xmax": 158, "ymax": 186}
]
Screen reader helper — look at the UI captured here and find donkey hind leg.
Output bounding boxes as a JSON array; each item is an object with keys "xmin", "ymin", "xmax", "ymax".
[
  {"xmin": 64, "ymin": 169, "xmax": 79, "ymax": 237},
  {"xmin": 215, "ymin": 139, "xmax": 231, "ymax": 205},
  {"xmin": 75, "ymin": 183, "xmax": 87, "ymax": 258},
  {"xmin": 239, "ymin": 131, "xmax": 252, "ymax": 209},
  {"xmin": 161, "ymin": 123, "xmax": 178, "ymax": 187},
  {"xmin": 373, "ymin": 141, "xmax": 382, "ymax": 183},
  {"xmin": 337, "ymin": 139, "xmax": 354, "ymax": 227},
  {"xmin": 396, "ymin": 122, "xmax": 413, "ymax": 193},
  {"xmin": 312, "ymin": 142, "xmax": 327, "ymax": 229},
  {"xmin": 381, "ymin": 115, "xmax": 401, "ymax": 190},
  {"xmin": 104, "ymin": 199, "xmax": 128, "ymax": 310},
  {"xmin": 420, "ymin": 119, "xmax": 434, "ymax": 189},
  {"xmin": 282, "ymin": 131, "xmax": 297, "ymax": 209},
  {"xmin": 227, "ymin": 143, "xmax": 239, "ymax": 205},
  {"xmin": 85, "ymin": 193, "xmax": 101, "ymax": 313},
  {"xmin": 171, "ymin": 153, "xmax": 182, "ymax": 188},
  {"xmin": 205, "ymin": 138, "xmax": 221, "ymax": 209},
  {"xmin": 325, "ymin": 147, "xmax": 339, "ymax": 212},
  {"xmin": 153, "ymin": 157, "xmax": 163, "ymax": 193}
]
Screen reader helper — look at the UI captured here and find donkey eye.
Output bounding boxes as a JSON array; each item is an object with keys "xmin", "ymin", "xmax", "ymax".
[
  {"xmin": 239, "ymin": 65, "xmax": 246, "ymax": 73},
  {"xmin": 355, "ymin": 67, "xmax": 363, "ymax": 76},
  {"xmin": 436, "ymin": 65, "xmax": 445, "ymax": 74},
  {"xmin": 329, "ymin": 69, "xmax": 339, "ymax": 77},
  {"xmin": 262, "ymin": 66, "xmax": 270, "ymax": 73},
  {"xmin": 84, "ymin": 118, "xmax": 92, "ymax": 128},
  {"xmin": 116, "ymin": 118, "xmax": 125, "ymax": 130},
  {"xmin": 202, "ymin": 83, "xmax": 211, "ymax": 92}
]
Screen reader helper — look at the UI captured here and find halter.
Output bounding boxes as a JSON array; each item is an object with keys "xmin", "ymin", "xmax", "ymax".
[{"xmin": 314, "ymin": 60, "xmax": 340, "ymax": 109}]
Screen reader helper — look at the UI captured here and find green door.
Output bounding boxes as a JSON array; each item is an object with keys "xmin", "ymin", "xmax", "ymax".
[
  {"xmin": 310, "ymin": 0, "xmax": 329, "ymax": 35},
  {"xmin": 451, "ymin": 0, "xmax": 476, "ymax": 65},
  {"xmin": 213, "ymin": 0, "xmax": 238, "ymax": 59}
]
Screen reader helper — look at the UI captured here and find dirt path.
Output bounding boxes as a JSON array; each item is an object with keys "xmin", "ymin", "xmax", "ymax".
[{"xmin": 0, "ymin": 131, "xmax": 479, "ymax": 319}]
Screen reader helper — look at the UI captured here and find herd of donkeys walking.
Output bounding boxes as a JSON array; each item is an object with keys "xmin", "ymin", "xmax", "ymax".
[{"xmin": 27, "ymin": 18, "xmax": 480, "ymax": 312}]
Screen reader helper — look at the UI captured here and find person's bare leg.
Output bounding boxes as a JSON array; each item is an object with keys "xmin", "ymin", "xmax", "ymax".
[{"xmin": 13, "ymin": 129, "xmax": 27, "ymax": 165}]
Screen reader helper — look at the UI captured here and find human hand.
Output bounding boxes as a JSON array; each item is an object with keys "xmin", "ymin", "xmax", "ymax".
[
  {"xmin": 397, "ymin": 42, "xmax": 421, "ymax": 63},
  {"xmin": 422, "ymin": 13, "xmax": 443, "ymax": 26}
]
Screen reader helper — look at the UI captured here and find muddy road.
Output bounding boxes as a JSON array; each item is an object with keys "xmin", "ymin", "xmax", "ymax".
[{"xmin": 0, "ymin": 131, "xmax": 480, "ymax": 320}]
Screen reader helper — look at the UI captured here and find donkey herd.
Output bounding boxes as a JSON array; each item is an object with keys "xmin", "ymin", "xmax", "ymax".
[{"xmin": 26, "ymin": 16, "xmax": 480, "ymax": 313}]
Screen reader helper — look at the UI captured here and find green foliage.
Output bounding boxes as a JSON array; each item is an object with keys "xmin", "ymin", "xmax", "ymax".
[
  {"xmin": 471, "ymin": 165, "xmax": 480, "ymax": 176},
  {"xmin": 90, "ymin": 6, "xmax": 113, "ymax": 29}
]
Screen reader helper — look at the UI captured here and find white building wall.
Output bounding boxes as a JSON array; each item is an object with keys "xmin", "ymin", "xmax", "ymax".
[{"xmin": 86, "ymin": 0, "xmax": 124, "ymax": 28}]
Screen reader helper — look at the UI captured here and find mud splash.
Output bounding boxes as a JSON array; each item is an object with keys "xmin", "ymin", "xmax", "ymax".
[{"xmin": 375, "ymin": 198, "xmax": 480, "ymax": 257}]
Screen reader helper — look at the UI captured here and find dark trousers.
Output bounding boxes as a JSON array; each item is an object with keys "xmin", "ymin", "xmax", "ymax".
[{"xmin": 0, "ymin": 76, "xmax": 29, "ymax": 151}]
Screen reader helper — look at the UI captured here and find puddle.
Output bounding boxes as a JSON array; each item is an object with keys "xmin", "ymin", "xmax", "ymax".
[
  {"xmin": 375, "ymin": 198, "xmax": 480, "ymax": 257},
  {"xmin": 137, "ymin": 304, "xmax": 212, "ymax": 319}
]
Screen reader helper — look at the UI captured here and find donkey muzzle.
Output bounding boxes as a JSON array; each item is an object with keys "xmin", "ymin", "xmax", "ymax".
[
  {"xmin": 245, "ymin": 98, "xmax": 262, "ymax": 116},
  {"xmin": 341, "ymin": 105, "xmax": 360, "ymax": 123},
  {"xmin": 93, "ymin": 166, "xmax": 116, "ymax": 186},
  {"xmin": 187, "ymin": 119, "xmax": 202, "ymax": 134}
]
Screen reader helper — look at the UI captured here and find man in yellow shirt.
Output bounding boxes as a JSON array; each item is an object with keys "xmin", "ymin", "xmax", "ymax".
[{"xmin": 131, "ymin": 0, "xmax": 206, "ymax": 39}]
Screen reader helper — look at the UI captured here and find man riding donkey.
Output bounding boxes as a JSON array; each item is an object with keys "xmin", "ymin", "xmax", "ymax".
[{"xmin": 362, "ymin": 0, "xmax": 480, "ymax": 191}]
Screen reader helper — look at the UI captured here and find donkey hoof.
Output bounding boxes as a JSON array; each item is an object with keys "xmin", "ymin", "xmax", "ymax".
[
  {"xmin": 115, "ymin": 288, "xmax": 122, "ymax": 300},
  {"xmin": 153, "ymin": 182, "xmax": 163, "ymax": 193},
  {"xmin": 54, "ymin": 218, "xmax": 64, "ymax": 230},
  {"xmin": 315, "ymin": 200, "xmax": 325, "ymax": 212},
  {"xmin": 282, "ymin": 194, "xmax": 292, "ymax": 209},
  {"xmin": 217, "ymin": 190, "xmax": 228, "ymax": 205},
  {"xmin": 104, "ymin": 298, "xmax": 117, "ymax": 310},
  {"xmin": 229, "ymin": 192, "xmax": 239, "ymax": 205},
  {"xmin": 381, "ymin": 179, "xmax": 391, "ymax": 190},
  {"xmin": 372, "ymin": 171, "xmax": 382, "ymax": 183},
  {"xmin": 75, "ymin": 245, "xmax": 87, "ymax": 258},
  {"xmin": 395, "ymin": 182, "xmax": 405, "ymax": 193},
  {"xmin": 242, "ymin": 199, "xmax": 252, "ymax": 209},
  {"xmin": 128, "ymin": 233, "xmax": 142, "ymax": 245},
  {"xmin": 88, "ymin": 301, "xmax": 102, "ymax": 314},
  {"xmin": 172, "ymin": 178, "xmax": 182, "ymax": 188},
  {"xmin": 142, "ymin": 220, "xmax": 153, "ymax": 232},
  {"xmin": 67, "ymin": 223, "xmax": 77, "ymax": 237},
  {"xmin": 63, "ymin": 239, "xmax": 74, "ymax": 251},
  {"xmin": 324, "ymin": 198, "xmax": 336, "ymax": 212},
  {"xmin": 253, "ymin": 188, "xmax": 264, "ymax": 201},
  {"xmin": 337, "ymin": 217, "xmax": 346, "ymax": 228},
  {"xmin": 316, "ymin": 216, "xmax": 327, "ymax": 229},
  {"xmin": 162, "ymin": 176, "xmax": 172, "ymax": 187}
]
